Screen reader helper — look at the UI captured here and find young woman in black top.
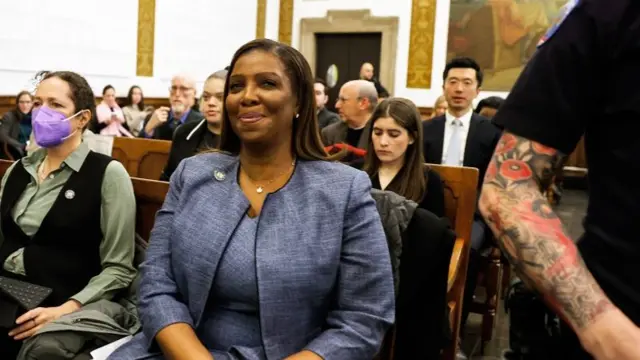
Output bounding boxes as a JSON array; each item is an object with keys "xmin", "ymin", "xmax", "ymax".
[{"xmin": 363, "ymin": 97, "xmax": 445, "ymax": 217}]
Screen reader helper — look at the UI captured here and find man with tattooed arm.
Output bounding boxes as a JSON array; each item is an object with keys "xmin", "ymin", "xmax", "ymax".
[{"xmin": 479, "ymin": 0, "xmax": 640, "ymax": 359}]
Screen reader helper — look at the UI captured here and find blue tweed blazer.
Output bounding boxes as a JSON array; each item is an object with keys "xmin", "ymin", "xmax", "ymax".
[{"xmin": 109, "ymin": 152, "xmax": 395, "ymax": 360}]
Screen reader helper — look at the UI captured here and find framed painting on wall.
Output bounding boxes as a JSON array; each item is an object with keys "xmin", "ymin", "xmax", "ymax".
[{"xmin": 446, "ymin": 0, "xmax": 568, "ymax": 91}]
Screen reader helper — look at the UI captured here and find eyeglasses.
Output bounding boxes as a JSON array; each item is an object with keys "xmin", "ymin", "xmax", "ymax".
[
  {"xmin": 169, "ymin": 86, "xmax": 193, "ymax": 94},
  {"xmin": 337, "ymin": 96, "xmax": 362, "ymax": 103}
]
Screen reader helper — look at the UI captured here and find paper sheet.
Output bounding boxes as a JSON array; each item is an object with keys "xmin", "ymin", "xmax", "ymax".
[{"xmin": 89, "ymin": 335, "xmax": 133, "ymax": 360}]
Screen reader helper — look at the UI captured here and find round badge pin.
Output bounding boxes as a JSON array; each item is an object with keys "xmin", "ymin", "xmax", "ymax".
[
  {"xmin": 65, "ymin": 190, "xmax": 75, "ymax": 199},
  {"xmin": 214, "ymin": 171, "xmax": 226, "ymax": 181}
]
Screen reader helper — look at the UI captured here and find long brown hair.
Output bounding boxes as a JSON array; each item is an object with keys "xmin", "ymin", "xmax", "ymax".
[
  {"xmin": 363, "ymin": 97, "xmax": 427, "ymax": 203},
  {"xmin": 218, "ymin": 39, "xmax": 337, "ymax": 161}
]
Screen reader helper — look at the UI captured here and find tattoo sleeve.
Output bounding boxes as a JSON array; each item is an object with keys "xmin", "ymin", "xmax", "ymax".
[{"xmin": 479, "ymin": 132, "xmax": 613, "ymax": 331}]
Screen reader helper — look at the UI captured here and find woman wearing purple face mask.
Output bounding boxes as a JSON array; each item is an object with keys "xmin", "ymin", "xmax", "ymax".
[{"xmin": 0, "ymin": 71, "xmax": 137, "ymax": 358}]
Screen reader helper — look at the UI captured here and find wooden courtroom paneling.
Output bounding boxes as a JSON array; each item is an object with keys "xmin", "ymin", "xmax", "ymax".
[
  {"xmin": 131, "ymin": 176, "xmax": 169, "ymax": 241},
  {"xmin": 112, "ymin": 137, "xmax": 171, "ymax": 180},
  {"xmin": 418, "ymin": 106, "xmax": 433, "ymax": 120}
]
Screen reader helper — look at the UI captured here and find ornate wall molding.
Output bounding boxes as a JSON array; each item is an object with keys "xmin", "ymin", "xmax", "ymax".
[
  {"xmin": 406, "ymin": 0, "xmax": 437, "ymax": 88},
  {"xmin": 136, "ymin": 0, "xmax": 156, "ymax": 77},
  {"xmin": 256, "ymin": 0, "xmax": 267, "ymax": 39},
  {"xmin": 278, "ymin": 0, "xmax": 294, "ymax": 45},
  {"xmin": 299, "ymin": 10, "xmax": 399, "ymax": 95}
]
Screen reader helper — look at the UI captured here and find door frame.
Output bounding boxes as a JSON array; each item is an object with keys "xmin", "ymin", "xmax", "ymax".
[{"xmin": 299, "ymin": 10, "xmax": 399, "ymax": 96}]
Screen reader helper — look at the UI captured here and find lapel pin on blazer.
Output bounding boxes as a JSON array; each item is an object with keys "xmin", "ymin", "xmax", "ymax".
[
  {"xmin": 64, "ymin": 190, "xmax": 75, "ymax": 200},
  {"xmin": 214, "ymin": 170, "xmax": 226, "ymax": 181}
]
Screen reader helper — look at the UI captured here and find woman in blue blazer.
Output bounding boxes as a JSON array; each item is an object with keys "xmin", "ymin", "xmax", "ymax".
[{"xmin": 109, "ymin": 39, "xmax": 395, "ymax": 360}]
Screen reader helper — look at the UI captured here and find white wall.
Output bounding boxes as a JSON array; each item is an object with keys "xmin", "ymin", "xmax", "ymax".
[
  {"xmin": 0, "ymin": 0, "xmax": 137, "ymax": 95},
  {"xmin": 292, "ymin": 0, "xmax": 507, "ymax": 108},
  {"xmin": 0, "ymin": 0, "xmax": 258, "ymax": 98},
  {"xmin": 0, "ymin": 0, "xmax": 507, "ymax": 105}
]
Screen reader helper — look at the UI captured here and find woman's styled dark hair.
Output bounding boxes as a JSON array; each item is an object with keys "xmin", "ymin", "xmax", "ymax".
[
  {"xmin": 124, "ymin": 85, "xmax": 145, "ymax": 109},
  {"xmin": 36, "ymin": 71, "xmax": 97, "ymax": 131},
  {"xmin": 219, "ymin": 39, "xmax": 336, "ymax": 161},
  {"xmin": 102, "ymin": 85, "xmax": 115, "ymax": 96},
  {"xmin": 363, "ymin": 97, "xmax": 427, "ymax": 203},
  {"xmin": 14, "ymin": 91, "xmax": 33, "ymax": 118},
  {"xmin": 475, "ymin": 96, "xmax": 504, "ymax": 113}
]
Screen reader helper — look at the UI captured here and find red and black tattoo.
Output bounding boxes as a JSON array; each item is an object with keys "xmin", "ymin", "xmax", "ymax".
[{"xmin": 479, "ymin": 132, "xmax": 613, "ymax": 330}]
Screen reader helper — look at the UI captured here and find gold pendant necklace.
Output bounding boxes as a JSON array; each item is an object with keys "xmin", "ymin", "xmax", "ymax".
[{"xmin": 242, "ymin": 158, "xmax": 296, "ymax": 194}]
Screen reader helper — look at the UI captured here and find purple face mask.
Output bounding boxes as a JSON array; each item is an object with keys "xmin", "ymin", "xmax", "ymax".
[{"xmin": 32, "ymin": 106, "xmax": 81, "ymax": 148}]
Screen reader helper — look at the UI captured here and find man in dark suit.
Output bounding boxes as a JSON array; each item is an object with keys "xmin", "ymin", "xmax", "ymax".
[
  {"xmin": 321, "ymin": 80, "xmax": 377, "ymax": 150},
  {"xmin": 422, "ymin": 57, "xmax": 500, "ymax": 359},
  {"xmin": 314, "ymin": 78, "xmax": 340, "ymax": 130},
  {"xmin": 139, "ymin": 74, "xmax": 202, "ymax": 141}
]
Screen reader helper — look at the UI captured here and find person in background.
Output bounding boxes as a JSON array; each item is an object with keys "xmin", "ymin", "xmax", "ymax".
[
  {"xmin": 109, "ymin": 38, "xmax": 394, "ymax": 360},
  {"xmin": 313, "ymin": 78, "xmax": 340, "ymax": 129},
  {"xmin": 321, "ymin": 80, "xmax": 378, "ymax": 149},
  {"xmin": 378, "ymin": 89, "xmax": 390, "ymax": 102},
  {"xmin": 96, "ymin": 85, "xmax": 132, "ymax": 137},
  {"xmin": 122, "ymin": 85, "xmax": 154, "ymax": 136},
  {"xmin": 429, "ymin": 95, "xmax": 448, "ymax": 120},
  {"xmin": 475, "ymin": 96, "xmax": 504, "ymax": 120},
  {"xmin": 422, "ymin": 57, "xmax": 501, "ymax": 360},
  {"xmin": 0, "ymin": 71, "xmax": 137, "ymax": 359},
  {"xmin": 481, "ymin": 2, "xmax": 640, "ymax": 358},
  {"xmin": 364, "ymin": 97, "xmax": 445, "ymax": 217},
  {"xmin": 161, "ymin": 69, "xmax": 227, "ymax": 181},
  {"xmin": 0, "ymin": 91, "xmax": 34, "ymax": 151},
  {"xmin": 140, "ymin": 74, "xmax": 202, "ymax": 141},
  {"xmin": 360, "ymin": 62, "xmax": 389, "ymax": 97}
]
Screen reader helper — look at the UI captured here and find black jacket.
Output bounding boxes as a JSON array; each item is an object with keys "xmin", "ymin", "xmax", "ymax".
[
  {"xmin": 422, "ymin": 113, "xmax": 501, "ymax": 189},
  {"xmin": 394, "ymin": 208, "xmax": 456, "ymax": 359},
  {"xmin": 160, "ymin": 119, "xmax": 219, "ymax": 181},
  {"xmin": 317, "ymin": 108, "xmax": 340, "ymax": 129}
]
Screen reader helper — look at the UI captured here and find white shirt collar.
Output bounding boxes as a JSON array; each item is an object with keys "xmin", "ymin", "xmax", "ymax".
[{"xmin": 445, "ymin": 109, "xmax": 472, "ymax": 128}]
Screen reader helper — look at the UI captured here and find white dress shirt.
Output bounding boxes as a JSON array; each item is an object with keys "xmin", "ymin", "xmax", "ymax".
[{"xmin": 442, "ymin": 110, "xmax": 473, "ymax": 166}]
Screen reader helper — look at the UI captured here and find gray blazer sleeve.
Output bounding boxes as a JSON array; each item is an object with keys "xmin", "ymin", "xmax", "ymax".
[
  {"xmin": 304, "ymin": 171, "xmax": 395, "ymax": 359},
  {"xmin": 137, "ymin": 160, "xmax": 195, "ymax": 350}
]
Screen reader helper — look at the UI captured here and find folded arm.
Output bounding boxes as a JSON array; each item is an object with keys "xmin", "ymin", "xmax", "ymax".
[{"xmin": 479, "ymin": 132, "xmax": 613, "ymax": 331}]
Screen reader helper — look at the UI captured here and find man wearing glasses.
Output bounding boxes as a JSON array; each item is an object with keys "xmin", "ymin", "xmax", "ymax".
[
  {"xmin": 321, "ymin": 80, "xmax": 377, "ymax": 150},
  {"xmin": 140, "ymin": 74, "xmax": 202, "ymax": 140}
]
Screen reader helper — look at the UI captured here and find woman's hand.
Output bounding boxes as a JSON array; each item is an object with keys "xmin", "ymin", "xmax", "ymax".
[
  {"xmin": 8, "ymin": 300, "xmax": 81, "ymax": 340},
  {"xmin": 284, "ymin": 350, "xmax": 323, "ymax": 360}
]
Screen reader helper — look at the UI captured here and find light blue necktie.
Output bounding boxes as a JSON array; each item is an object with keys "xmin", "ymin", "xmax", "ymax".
[{"xmin": 444, "ymin": 119, "xmax": 462, "ymax": 166}]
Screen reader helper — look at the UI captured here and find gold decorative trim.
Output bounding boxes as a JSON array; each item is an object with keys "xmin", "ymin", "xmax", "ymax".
[
  {"xmin": 256, "ymin": 0, "xmax": 267, "ymax": 39},
  {"xmin": 278, "ymin": 0, "xmax": 294, "ymax": 45},
  {"xmin": 136, "ymin": 0, "xmax": 156, "ymax": 77},
  {"xmin": 299, "ymin": 10, "xmax": 399, "ymax": 95},
  {"xmin": 406, "ymin": 0, "xmax": 437, "ymax": 88}
]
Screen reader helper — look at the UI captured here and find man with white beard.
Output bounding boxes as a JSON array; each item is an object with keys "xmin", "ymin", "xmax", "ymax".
[{"xmin": 140, "ymin": 74, "xmax": 202, "ymax": 140}]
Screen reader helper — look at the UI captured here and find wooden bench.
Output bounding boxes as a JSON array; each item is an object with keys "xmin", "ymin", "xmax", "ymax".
[
  {"xmin": 131, "ymin": 177, "xmax": 169, "ymax": 242},
  {"xmin": 428, "ymin": 164, "xmax": 479, "ymax": 360},
  {"xmin": 112, "ymin": 137, "xmax": 171, "ymax": 181}
]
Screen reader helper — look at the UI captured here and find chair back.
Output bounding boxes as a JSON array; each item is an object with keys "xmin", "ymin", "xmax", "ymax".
[
  {"xmin": 112, "ymin": 137, "xmax": 171, "ymax": 180},
  {"xmin": 427, "ymin": 163, "xmax": 478, "ymax": 360},
  {"xmin": 130, "ymin": 177, "xmax": 169, "ymax": 243}
]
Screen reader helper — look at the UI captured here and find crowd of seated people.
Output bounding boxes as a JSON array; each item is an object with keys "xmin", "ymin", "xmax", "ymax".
[{"xmin": 0, "ymin": 37, "xmax": 509, "ymax": 359}]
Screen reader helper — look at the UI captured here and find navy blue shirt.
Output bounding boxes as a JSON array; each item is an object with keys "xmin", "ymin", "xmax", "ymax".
[{"xmin": 493, "ymin": 0, "xmax": 640, "ymax": 324}]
